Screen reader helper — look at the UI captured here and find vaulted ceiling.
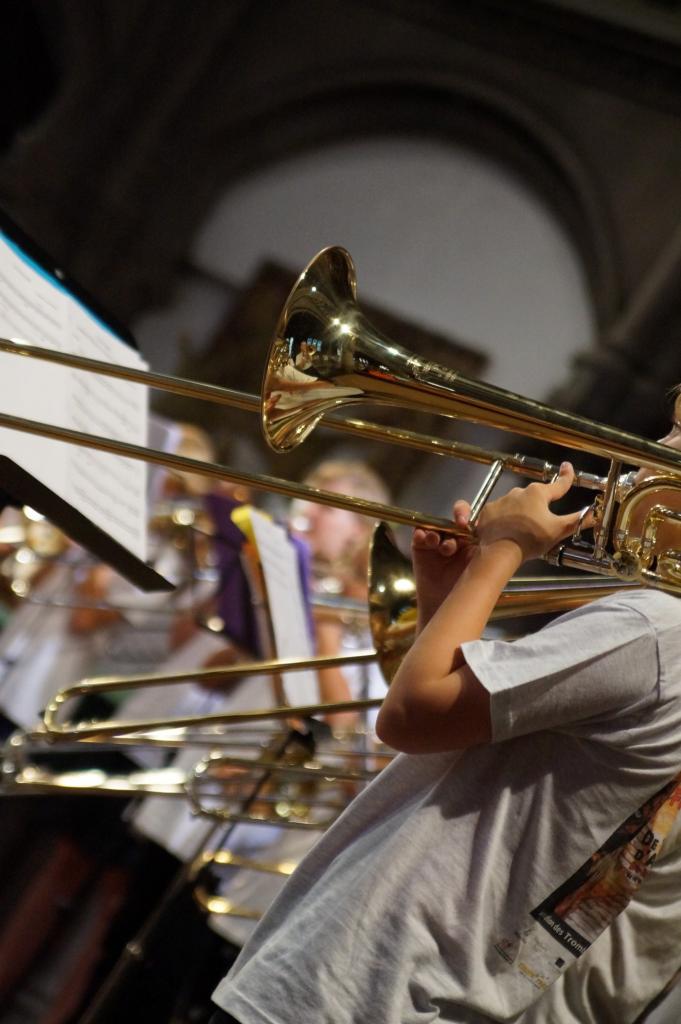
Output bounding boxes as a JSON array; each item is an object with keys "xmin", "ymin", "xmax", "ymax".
[{"xmin": 3, "ymin": 0, "xmax": 681, "ymax": 440}]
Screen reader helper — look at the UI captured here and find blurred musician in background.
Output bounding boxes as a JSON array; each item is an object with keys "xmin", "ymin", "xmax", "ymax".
[
  {"xmin": 142, "ymin": 458, "xmax": 392, "ymax": 1023},
  {"xmin": 0, "ymin": 446, "xmax": 392, "ymax": 1023},
  {"xmin": 0, "ymin": 422, "xmax": 247, "ymax": 1023},
  {"xmin": 69, "ymin": 423, "xmax": 223, "ymax": 668},
  {"xmin": 287, "ymin": 458, "xmax": 390, "ymax": 728}
]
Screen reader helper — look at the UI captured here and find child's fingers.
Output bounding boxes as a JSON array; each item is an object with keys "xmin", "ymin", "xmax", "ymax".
[
  {"xmin": 452, "ymin": 499, "xmax": 471, "ymax": 526},
  {"xmin": 545, "ymin": 462, "xmax": 575, "ymax": 502},
  {"xmin": 557, "ymin": 508, "xmax": 586, "ymax": 534},
  {"xmin": 413, "ymin": 529, "xmax": 460, "ymax": 556},
  {"xmin": 413, "ymin": 529, "xmax": 442, "ymax": 549}
]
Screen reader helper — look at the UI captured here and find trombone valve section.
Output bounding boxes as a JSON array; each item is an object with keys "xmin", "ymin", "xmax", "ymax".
[{"xmin": 263, "ymin": 246, "xmax": 681, "ymax": 594}]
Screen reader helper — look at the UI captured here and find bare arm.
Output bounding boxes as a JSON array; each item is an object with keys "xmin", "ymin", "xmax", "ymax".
[{"xmin": 376, "ymin": 464, "xmax": 582, "ymax": 754}]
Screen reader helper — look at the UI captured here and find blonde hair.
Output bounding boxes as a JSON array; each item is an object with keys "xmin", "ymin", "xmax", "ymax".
[
  {"xmin": 302, "ymin": 459, "xmax": 390, "ymax": 506},
  {"xmin": 172, "ymin": 423, "xmax": 216, "ymax": 496}
]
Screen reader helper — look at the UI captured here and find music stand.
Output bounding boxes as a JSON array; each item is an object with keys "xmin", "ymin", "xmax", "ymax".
[{"xmin": 0, "ymin": 210, "xmax": 171, "ymax": 592}]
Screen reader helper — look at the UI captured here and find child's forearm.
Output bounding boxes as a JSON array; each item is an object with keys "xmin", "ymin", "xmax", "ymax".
[
  {"xmin": 377, "ymin": 467, "xmax": 580, "ymax": 752},
  {"xmin": 399, "ymin": 541, "xmax": 520, "ymax": 683},
  {"xmin": 417, "ymin": 591, "xmax": 451, "ymax": 634},
  {"xmin": 376, "ymin": 540, "xmax": 520, "ymax": 750}
]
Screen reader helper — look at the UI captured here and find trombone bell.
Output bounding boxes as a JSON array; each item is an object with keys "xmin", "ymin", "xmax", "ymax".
[
  {"xmin": 263, "ymin": 247, "xmax": 366, "ymax": 451},
  {"xmin": 262, "ymin": 246, "xmax": 681, "ymax": 480},
  {"xmin": 262, "ymin": 246, "xmax": 681, "ymax": 591}
]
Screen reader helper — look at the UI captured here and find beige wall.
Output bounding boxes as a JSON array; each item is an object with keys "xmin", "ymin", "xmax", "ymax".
[{"xmin": 134, "ymin": 136, "xmax": 596, "ymax": 513}]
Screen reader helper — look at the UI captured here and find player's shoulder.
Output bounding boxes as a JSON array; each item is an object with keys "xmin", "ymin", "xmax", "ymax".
[{"xmin": 600, "ymin": 586, "xmax": 681, "ymax": 633}]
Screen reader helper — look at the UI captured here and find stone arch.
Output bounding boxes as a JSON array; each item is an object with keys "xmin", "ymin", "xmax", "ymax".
[
  {"xmin": 0, "ymin": 17, "xmax": 616, "ymax": 331},
  {"xmin": 206, "ymin": 70, "xmax": 618, "ymax": 327}
]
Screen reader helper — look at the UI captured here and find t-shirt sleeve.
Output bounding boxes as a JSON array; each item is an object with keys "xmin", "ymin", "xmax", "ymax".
[{"xmin": 461, "ymin": 598, "xmax": 659, "ymax": 742}]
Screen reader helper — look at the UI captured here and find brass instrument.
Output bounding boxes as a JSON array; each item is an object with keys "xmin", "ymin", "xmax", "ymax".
[
  {"xmin": 38, "ymin": 527, "xmax": 629, "ymax": 740},
  {"xmin": 1, "ymin": 724, "xmax": 381, "ymax": 830},
  {"xmin": 1, "ymin": 729, "xmax": 197, "ymax": 798},
  {"xmin": 0, "ymin": 509, "xmax": 69, "ymax": 601},
  {"xmin": 2, "ymin": 245, "xmax": 679, "ymax": 794},
  {"xmin": 2, "ymin": 246, "xmax": 681, "ymax": 586},
  {"xmin": 0, "ymin": 337, "xmax": 464, "ymax": 536},
  {"xmin": 39, "ymin": 650, "xmax": 380, "ymax": 742},
  {"xmin": 0, "ymin": 337, "xmax": 607, "ymax": 507},
  {"xmin": 190, "ymin": 848, "xmax": 297, "ymax": 919},
  {"xmin": 6, "ymin": 245, "xmax": 681, "ymax": 950},
  {"xmin": 185, "ymin": 739, "xmax": 382, "ymax": 829},
  {"xmin": 262, "ymin": 246, "xmax": 681, "ymax": 588}
]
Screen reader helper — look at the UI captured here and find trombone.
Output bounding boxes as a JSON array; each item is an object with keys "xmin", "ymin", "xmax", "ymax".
[
  {"xmin": 1, "ymin": 246, "xmax": 681, "ymax": 587},
  {"xmin": 0, "ymin": 554, "xmax": 610, "ymax": 819},
  {"xmin": 1, "ymin": 728, "xmax": 200, "ymax": 798},
  {"xmin": 6, "ymin": 244, "xmax": 679, "ymax": 928},
  {"xmin": 189, "ymin": 848, "xmax": 297, "ymax": 920},
  {"xmin": 260, "ymin": 245, "xmax": 681, "ymax": 589},
  {"xmin": 38, "ymin": 650, "xmax": 381, "ymax": 742},
  {"xmin": 36, "ymin": 521, "xmax": 629, "ymax": 743},
  {"xmin": 2, "ymin": 721, "xmax": 385, "ymax": 829},
  {"xmin": 184, "ymin": 743, "xmax": 383, "ymax": 829},
  {"xmin": 2, "ymin": 246, "xmax": 680, "ymax": 740}
]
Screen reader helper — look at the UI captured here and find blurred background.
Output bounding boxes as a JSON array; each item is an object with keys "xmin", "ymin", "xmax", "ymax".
[
  {"xmin": 4, "ymin": 0, "xmax": 681, "ymax": 514},
  {"xmin": 3, "ymin": 3, "xmax": 681, "ymax": 1023}
]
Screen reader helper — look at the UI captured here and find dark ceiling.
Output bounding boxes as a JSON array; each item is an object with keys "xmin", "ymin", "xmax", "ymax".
[{"xmin": 3, "ymin": 0, "xmax": 681, "ymax": 444}]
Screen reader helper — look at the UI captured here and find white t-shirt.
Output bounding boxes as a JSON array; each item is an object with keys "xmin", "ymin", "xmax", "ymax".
[
  {"xmin": 213, "ymin": 589, "xmax": 681, "ymax": 1024},
  {"xmin": 0, "ymin": 559, "xmax": 107, "ymax": 729},
  {"xmin": 514, "ymin": 811, "xmax": 681, "ymax": 1023}
]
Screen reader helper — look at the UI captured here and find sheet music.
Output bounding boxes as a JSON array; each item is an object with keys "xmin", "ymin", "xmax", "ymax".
[
  {"xmin": 250, "ymin": 511, "xmax": 319, "ymax": 705},
  {"xmin": 0, "ymin": 231, "xmax": 148, "ymax": 560}
]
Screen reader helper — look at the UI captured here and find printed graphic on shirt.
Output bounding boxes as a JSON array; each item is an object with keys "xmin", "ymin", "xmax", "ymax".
[{"xmin": 494, "ymin": 771, "xmax": 681, "ymax": 992}]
